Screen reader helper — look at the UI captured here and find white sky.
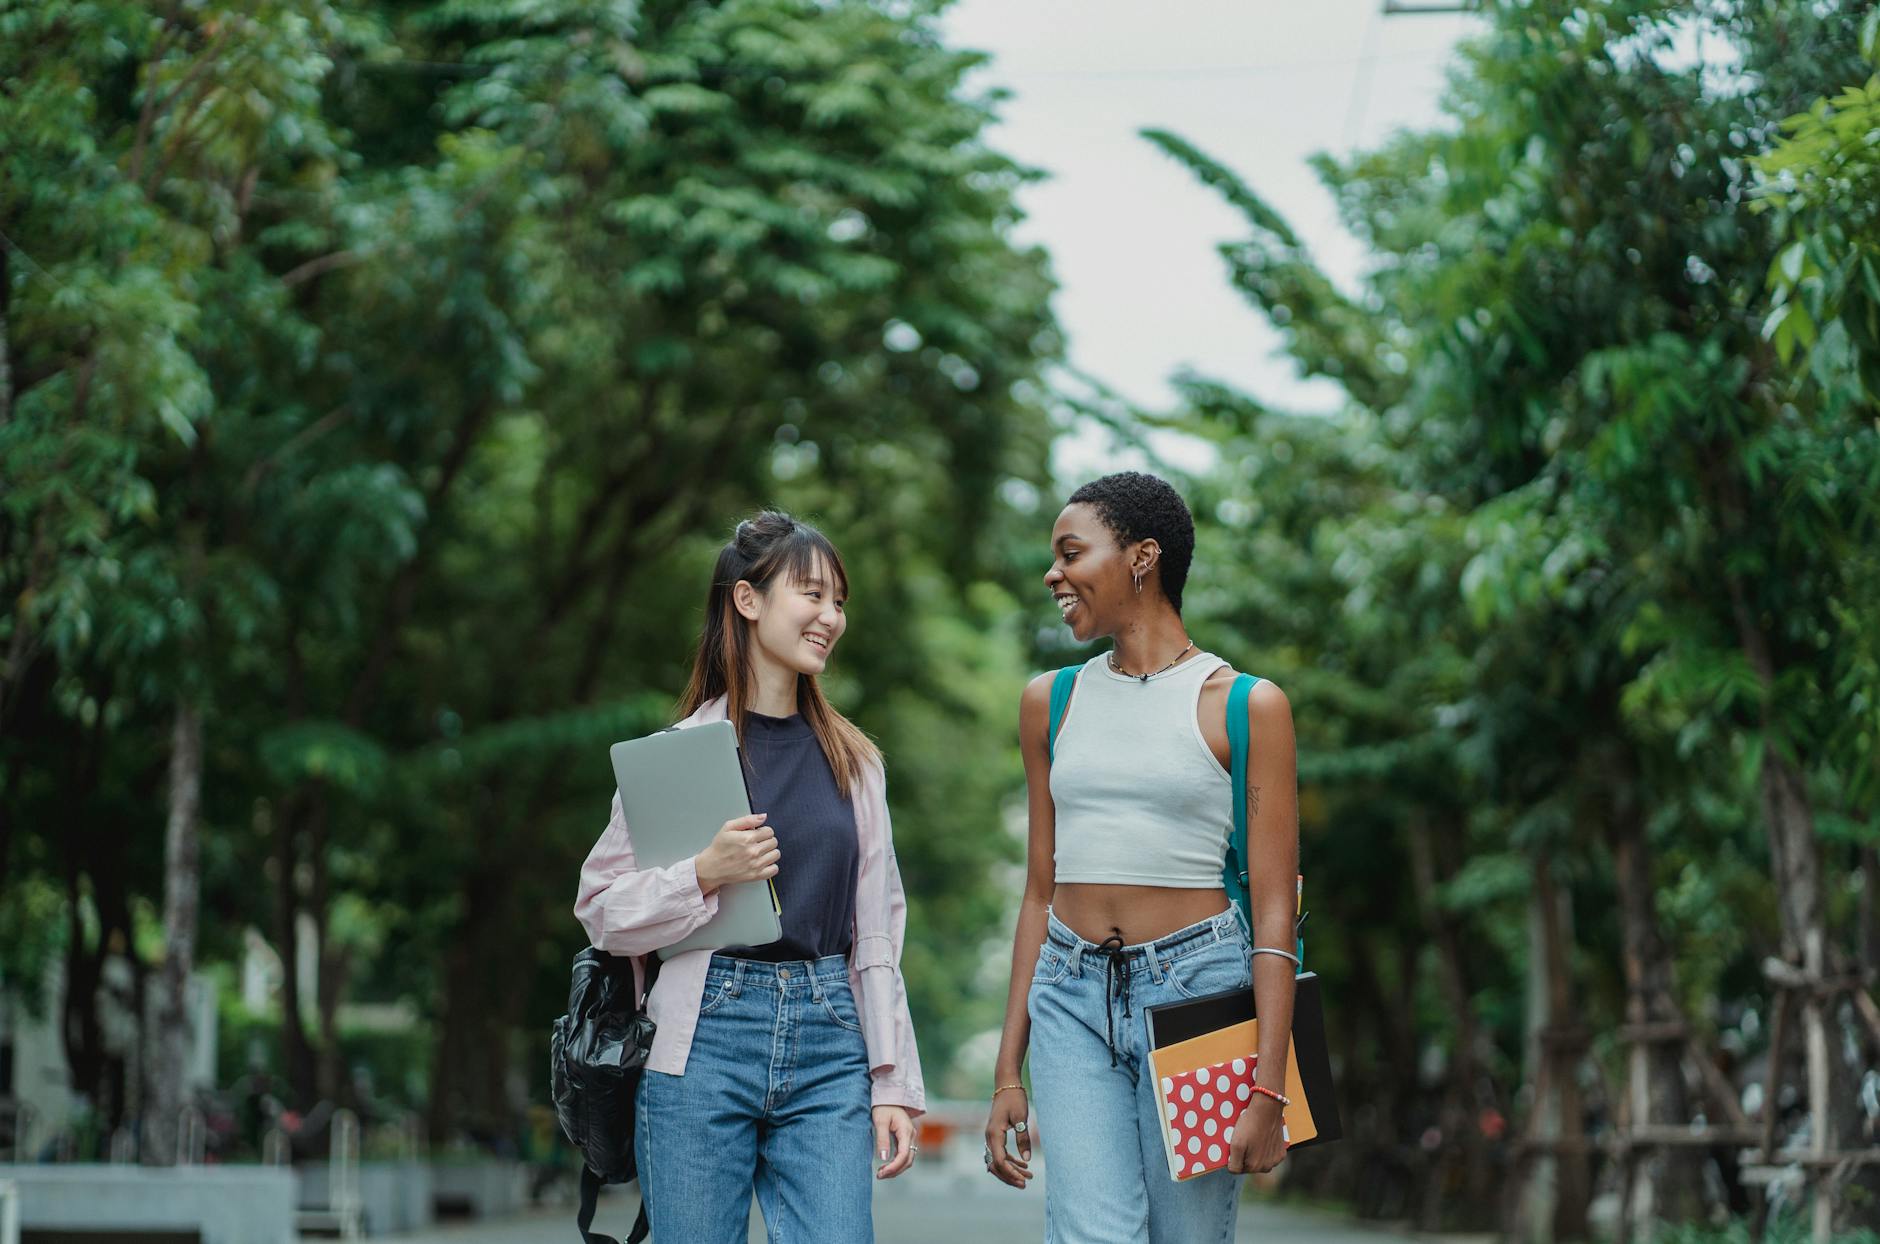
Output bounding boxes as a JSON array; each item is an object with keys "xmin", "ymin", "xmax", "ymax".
[{"xmin": 939, "ymin": 0, "xmax": 1482, "ymax": 478}]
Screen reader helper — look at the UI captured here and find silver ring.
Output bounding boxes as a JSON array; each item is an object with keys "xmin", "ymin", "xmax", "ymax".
[{"xmin": 1013, "ymin": 1120, "xmax": 1028, "ymax": 1135}]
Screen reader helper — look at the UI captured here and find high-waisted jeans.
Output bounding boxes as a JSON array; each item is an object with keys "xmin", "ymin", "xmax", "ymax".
[
  {"xmin": 1028, "ymin": 907, "xmax": 1252, "ymax": 1244},
  {"xmin": 634, "ymin": 953, "xmax": 874, "ymax": 1243}
]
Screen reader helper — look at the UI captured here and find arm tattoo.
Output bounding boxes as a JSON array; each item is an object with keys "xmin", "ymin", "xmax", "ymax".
[{"xmin": 1248, "ymin": 785, "xmax": 1261, "ymax": 817}]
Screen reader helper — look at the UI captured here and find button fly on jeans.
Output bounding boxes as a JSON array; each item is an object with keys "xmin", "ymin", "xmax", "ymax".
[{"xmin": 779, "ymin": 967, "xmax": 793, "ymax": 980}]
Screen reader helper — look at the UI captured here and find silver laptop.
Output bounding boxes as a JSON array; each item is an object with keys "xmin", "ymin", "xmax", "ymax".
[{"xmin": 608, "ymin": 720, "xmax": 782, "ymax": 956}]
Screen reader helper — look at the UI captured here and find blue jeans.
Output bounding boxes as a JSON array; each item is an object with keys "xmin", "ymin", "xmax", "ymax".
[
  {"xmin": 1028, "ymin": 908, "xmax": 1251, "ymax": 1244},
  {"xmin": 635, "ymin": 954, "xmax": 874, "ymax": 1243}
]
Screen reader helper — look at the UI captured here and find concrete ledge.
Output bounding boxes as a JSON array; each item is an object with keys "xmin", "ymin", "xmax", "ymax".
[
  {"xmin": 0, "ymin": 1164, "xmax": 294, "ymax": 1244},
  {"xmin": 429, "ymin": 1160, "xmax": 525, "ymax": 1219},
  {"xmin": 297, "ymin": 1160, "xmax": 434, "ymax": 1235}
]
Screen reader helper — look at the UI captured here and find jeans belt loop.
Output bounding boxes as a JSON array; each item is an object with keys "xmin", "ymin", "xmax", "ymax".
[{"xmin": 728, "ymin": 959, "xmax": 745, "ymax": 997}]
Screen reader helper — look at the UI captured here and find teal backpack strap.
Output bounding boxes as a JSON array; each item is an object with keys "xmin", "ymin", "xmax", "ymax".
[
  {"xmin": 1047, "ymin": 664, "xmax": 1081, "ymax": 763},
  {"xmin": 1224, "ymin": 672, "xmax": 1306, "ymax": 970},
  {"xmin": 1224, "ymin": 673, "xmax": 1260, "ymax": 940}
]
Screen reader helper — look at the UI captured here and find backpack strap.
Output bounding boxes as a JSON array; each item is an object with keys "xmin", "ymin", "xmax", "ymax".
[
  {"xmin": 1046, "ymin": 664, "xmax": 1081, "ymax": 763},
  {"xmin": 575, "ymin": 1165, "xmax": 650, "ymax": 1244},
  {"xmin": 1224, "ymin": 672, "xmax": 1306, "ymax": 970},
  {"xmin": 1223, "ymin": 673, "xmax": 1259, "ymax": 939}
]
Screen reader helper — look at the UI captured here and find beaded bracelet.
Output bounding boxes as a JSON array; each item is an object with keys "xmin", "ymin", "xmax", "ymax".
[{"xmin": 1249, "ymin": 1084, "xmax": 1292, "ymax": 1108}]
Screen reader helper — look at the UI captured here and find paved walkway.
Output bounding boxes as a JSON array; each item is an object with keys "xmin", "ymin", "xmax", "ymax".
[{"xmin": 391, "ymin": 1169, "xmax": 1459, "ymax": 1243}]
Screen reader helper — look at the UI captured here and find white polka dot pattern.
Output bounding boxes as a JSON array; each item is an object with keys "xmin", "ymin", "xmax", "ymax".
[{"xmin": 1161, "ymin": 1055, "xmax": 1266, "ymax": 1181}]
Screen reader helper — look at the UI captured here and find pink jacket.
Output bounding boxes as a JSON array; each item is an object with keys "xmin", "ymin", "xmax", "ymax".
[{"xmin": 573, "ymin": 695, "xmax": 926, "ymax": 1115}]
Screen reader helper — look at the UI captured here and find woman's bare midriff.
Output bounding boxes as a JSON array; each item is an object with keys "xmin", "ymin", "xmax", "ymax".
[{"xmin": 1051, "ymin": 882, "xmax": 1230, "ymax": 946}]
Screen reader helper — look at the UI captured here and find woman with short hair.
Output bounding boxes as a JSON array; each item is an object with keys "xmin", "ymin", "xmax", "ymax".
[{"xmin": 983, "ymin": 471, "xmax": 1300, "ymax": 1243}]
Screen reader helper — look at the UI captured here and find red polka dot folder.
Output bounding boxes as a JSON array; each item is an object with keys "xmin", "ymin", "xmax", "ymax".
[{"xmin": 1161, "ymin": 1057, "xmax": 1270, "ymax": 1178}]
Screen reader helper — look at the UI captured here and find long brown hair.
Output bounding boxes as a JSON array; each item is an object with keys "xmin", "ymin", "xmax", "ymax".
[{"xmin": 676, "ymin": 511, "xmax": 881, "ymax": 798}]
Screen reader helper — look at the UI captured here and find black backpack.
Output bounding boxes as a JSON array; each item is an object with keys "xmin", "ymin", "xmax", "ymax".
[{"xmin": 550, "ymin": 947, "xmax": 661, "ymax": 1244}]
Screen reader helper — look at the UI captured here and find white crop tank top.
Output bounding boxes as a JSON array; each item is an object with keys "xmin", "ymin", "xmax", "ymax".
[{"xmin": 1050, "ymin": 650, "xmax": 1234, "ymax": 887}]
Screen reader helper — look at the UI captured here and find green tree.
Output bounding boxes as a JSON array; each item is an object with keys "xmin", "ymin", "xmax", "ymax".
[
  {"xmin": 2, "ymin": 0, "xmax": 1058, "ymax": 1150},
  {"xmin": 1146, "ymin": 0, "xmax": 1880, "ymax": 1235}
]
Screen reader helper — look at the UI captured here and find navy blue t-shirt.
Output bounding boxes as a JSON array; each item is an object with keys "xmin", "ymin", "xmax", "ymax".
[{"xmin": 718, "ymin": 710, "xmax": 859, "ymax": 963}]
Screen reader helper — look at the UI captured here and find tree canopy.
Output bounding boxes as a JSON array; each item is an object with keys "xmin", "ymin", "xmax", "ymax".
[{"xmin": 2, "ymin": 0, "xmax": 1057, "ymax": 1138}]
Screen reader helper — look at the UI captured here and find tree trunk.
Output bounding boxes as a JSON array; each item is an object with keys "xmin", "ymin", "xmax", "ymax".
[
  {"xmin": 145, "ymin": 701, "xmax": 202, "ymax": 1165},
  {"xmin": 1405, "ymin": 816, "xmax": 1496, "ymax": 1232},
  {"xmin": 310, "ymin": 793, "xmax": 346, "ymax": 1107},
  {"xmin": 1858, "ymin": 845, "xmax": 1879, "ymax": 981},
  {"xmin": 273, "ymin": 618, "xmax": 321, "ymax": 1107},
  {"xmin": 92, "ymin": 817, "xmax": 144, "ymax": 1140},
  {"xmin": 61, "ymin": 863, "xmax": 107, "ymax": 1111},
  {"xmin": 1348, "ymin": 932, "xmax": 1417, "ymax": 1134},
  {"xmin": 274, "ymin": 792, "xmax": 318, "ymax": 1107},
  {"xmin": 427, "ymin": 854, "xmax": 534, "ymax": 1142},
  {"xmin": 1514, "ymin": 852, "xmax": 1591, "ymax": 1244},
  {"xmin": 317, "ymin": 940, "xmax": 349, "ymax": 1109},
  {"xmin": 1736, "ymin": 586, "xmax": 1880, "ymax": 1234},
  {"xmin": 1339, "ymin": 930, "xmax": 1418, "ymax": 1222},
  {"xmin": 1608, "ymin": 784, "xmax": 1708, "ymax": 1232},
  {"xmin": 1762, "ymin": 755, "xmax": 1880, "ymax": 1235},
  {"xmin": 58, "ymin": 703, "xmax": 118, "ymax": 1122},
  {"xmin": 1, "ymin": 240, "xmax": 11, "ymax": 425}
]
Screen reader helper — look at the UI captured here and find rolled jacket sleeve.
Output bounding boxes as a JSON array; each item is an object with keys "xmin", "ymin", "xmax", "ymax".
[
  {"xmin": 852, "ymin": 765, "xmax": 926, "ymax": 1116},
  {"xmin": 574, "ymin": 791, "xmax": 720, "ymax": 956}
]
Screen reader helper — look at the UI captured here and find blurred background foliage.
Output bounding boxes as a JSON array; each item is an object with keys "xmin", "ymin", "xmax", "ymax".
[{"xmin": 3, "ymin": 0, "xmax": 1878, "ymax": 1236}]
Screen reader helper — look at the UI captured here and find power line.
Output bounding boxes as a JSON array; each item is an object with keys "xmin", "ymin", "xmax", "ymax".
[
  {"xmin": 1342, "ymin": 4, "xmax": 1386, "ymax": 150},
  {"xmin": 988, "ymin": 44, "xmax": 1454, "ymax": 83},
  {"xmin": 1382, "ymin": 1, "xmax": 1478, "ymax": 13},
  {"xmin": 0, "ymin": 227, "xmax": 74, "ymax": 301}
]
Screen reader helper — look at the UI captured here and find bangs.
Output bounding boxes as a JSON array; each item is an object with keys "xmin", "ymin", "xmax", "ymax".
[{"xmin": 764, "ymin": 527, "xmax": 849, "ymax": 598}]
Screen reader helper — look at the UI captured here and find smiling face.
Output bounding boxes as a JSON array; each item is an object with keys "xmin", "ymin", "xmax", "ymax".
[
  {"xmin": 737, "ymin": 551, "xmax": 848, "ymax": 678},
  {"xmin": 1045, "ymin": 502, "xmax": 1142, "ymax": 642}
]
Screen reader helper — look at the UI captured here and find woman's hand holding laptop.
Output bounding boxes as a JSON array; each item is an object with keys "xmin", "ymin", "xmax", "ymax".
[{"xmin": 694, "ymin": 812, "xmax": 781, "ymax": 896}]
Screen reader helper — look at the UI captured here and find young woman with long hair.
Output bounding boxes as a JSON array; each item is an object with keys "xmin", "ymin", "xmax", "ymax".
[
  {"xmin": 575, "ymin": 511, "xmax": 922, "ymax": 1243},
  {"xmin": 982, "ymin": 471, "xmax": 1300, "ymax": 1242}
]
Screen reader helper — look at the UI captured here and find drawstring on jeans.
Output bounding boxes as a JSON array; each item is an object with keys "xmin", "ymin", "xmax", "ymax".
[{"xmin": 1095, "ymin": 934, "xmax": 1132, "ymax": 1066}]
